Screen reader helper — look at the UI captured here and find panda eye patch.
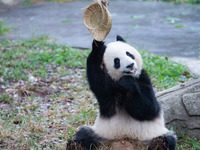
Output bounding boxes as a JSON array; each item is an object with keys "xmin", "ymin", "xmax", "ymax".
[
  {"xmin": 126, "ymin": 52, "xmax": 135, "ymax": 60},
  {"xmin": 114, "ymin": 58, "xmax": 120, "ymax": 69}
]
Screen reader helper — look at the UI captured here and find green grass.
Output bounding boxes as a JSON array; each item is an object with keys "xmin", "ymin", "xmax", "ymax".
[
  {"xmin": 177, "ymin": 134, "xmax": 200, "ymax": 149},
  {"xmin": 141, "ymin": 51, "xmax": 193, "ymax": 90},
  {"xmin": 0, "ymin": 35, "xmax": 88, "ymax": 83},
  {"xmin": 0, "ymin": 36, "xmax": 193, "ymax": 90},
  {"xmin": 0, "ymin": 94, "xmax": 14, "ymax": 104},
  {"xmin": 0, "ymin": 36, "xmax": 198, "ymax": 149},
  {"xmin": 0, "ymin": 21, "xmax": 12, "ymax": 35},
  {"xmin": 22, "ymin": 0, "xmax": 34, "ymax": 7}
]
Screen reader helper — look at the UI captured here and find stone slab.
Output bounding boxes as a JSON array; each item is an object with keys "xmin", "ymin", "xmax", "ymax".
[{"xmin": 156, "ymin": 79, "xmax": 200, "ymax": 139}]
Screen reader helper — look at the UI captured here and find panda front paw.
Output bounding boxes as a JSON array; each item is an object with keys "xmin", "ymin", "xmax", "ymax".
[
  {"xmin": 118, "ymin": 76, "xmax": 137, "ymax": 91},
  {"xmin": 148, "ymin": 136, "xmax": 169, "ymax": 150}
]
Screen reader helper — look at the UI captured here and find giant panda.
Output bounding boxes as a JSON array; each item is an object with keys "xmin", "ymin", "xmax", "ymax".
[{"xmin": 67, "ymin": 35, "xmax": 177, "ymax": 150}]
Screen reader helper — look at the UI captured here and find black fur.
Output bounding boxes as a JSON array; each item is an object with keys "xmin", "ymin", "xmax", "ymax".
[
  {"xmin": 126, "ymin": 51, "xmax": 135, "ymax": 60},
  {"xmin": 117, "ymin": 35, "xmax": 126, "ymax": 42},
  {"xmin": 87, "ymin": 39, "xmax": 160, "ymax": 121},
  {"xmin": 66, "ymin": 127, "xmax": 102, "ymax": 150},
  {"xmin": 114, "ymin": 58, "xmax": 120, "ymax": 69},
  {"xmin": 164, "ymin": 133, "xmax": 176, "ymax": 150},
  {"xmin": 118, "ymin": 72, "xmax": 160, "ymax": 121},
  {"xmin": 148, "ymin": 134, "xmax": 176, "ymax": 150},
  {"xmin": 87, "ymin": 40, "xmax": 117, "ymax": 118}
]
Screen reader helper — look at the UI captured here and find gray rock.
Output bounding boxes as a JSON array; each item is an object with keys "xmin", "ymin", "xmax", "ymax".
[
  {"xmin": 156, "ymin": 79, "xmax": 200, "ymax": 139},
  {"xmin": 182, "ymin": 93, "xmax": 200, "ymax": 116}
]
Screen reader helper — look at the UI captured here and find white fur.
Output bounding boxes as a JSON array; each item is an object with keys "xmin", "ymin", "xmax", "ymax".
[
  {"xmin": 104, "ymin": 41, "xmax": 143, "ymax": 81},
  {"xmin": 91, "ymin": 109, "xmax": 169, "ymax": 141}
]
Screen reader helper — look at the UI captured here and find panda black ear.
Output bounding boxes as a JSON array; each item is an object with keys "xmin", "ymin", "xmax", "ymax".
[{"xmin": 116, "ymin": 35, "xmax": 126, "ymax": 43}]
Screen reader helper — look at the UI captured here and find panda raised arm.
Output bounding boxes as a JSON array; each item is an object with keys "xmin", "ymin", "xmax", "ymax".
[{"xmin": 87, "ymin": 40, "xmax": 119, "ymax": 118}]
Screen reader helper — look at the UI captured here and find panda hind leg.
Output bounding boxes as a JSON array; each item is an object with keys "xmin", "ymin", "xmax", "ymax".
[
  {"xmin": 148, "ymin": 132, "xmax": 177, "ymax": 150},
  {"xmin": 66, "ymin": 126, "xmax": 102, "ymax": 150}
]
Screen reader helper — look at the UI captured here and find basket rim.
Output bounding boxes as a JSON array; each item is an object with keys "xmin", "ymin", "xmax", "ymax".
[
  {"xmin": 83, "ymin": 2, "xmax": 109, "ymax": 29},
  {"xmin": 82, "ymin": 2, "xmax": 112, "ymax": 41}
]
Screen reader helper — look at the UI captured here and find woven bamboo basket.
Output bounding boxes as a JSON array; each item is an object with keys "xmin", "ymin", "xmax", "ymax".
[{"xmin": 83, "ymin": 1, "xmax": 112, "ymax": 41}]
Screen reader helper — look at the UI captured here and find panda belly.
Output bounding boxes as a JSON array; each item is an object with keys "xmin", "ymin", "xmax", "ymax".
[{"xmin": 91, "ymin": 109, "xmax": 169, "ymax": 141}]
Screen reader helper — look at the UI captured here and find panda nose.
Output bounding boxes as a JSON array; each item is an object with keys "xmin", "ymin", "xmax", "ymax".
[{"xmin": 126, "ymin": 63, "xmax": 134, "ymax": 69}]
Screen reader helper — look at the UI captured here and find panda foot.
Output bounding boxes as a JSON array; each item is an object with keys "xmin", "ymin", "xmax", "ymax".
[
  {"xmin": 66, "ymin": 140, "xmax": 85, "ymax": 150},
  {"xmin": 148, "ymin": 136, "xmax": 168, "ymax": 150}
]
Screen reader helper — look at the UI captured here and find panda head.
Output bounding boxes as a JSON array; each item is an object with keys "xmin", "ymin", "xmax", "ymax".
[{"xmin": 103, "ymin": 36, "xmax": 143, "ymax": 81}]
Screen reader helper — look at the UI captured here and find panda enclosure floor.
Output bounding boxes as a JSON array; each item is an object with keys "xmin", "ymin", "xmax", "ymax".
[{"xmin": 0, "ymin": 0, "xmax": 200, "ymax": 75}]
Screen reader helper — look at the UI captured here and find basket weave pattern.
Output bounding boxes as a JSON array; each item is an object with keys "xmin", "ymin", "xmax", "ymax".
[{"xmin": 83, "ymin": 2, "xmax": 112, "ymax": 41}]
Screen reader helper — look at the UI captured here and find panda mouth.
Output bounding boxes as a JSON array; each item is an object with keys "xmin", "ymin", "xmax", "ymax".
[{"xmin": 123, "ymin": 68, "xmax": 137, "ymax": 74}]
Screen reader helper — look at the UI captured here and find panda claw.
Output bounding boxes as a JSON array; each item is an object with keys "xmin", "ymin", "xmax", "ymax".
[{"xmin": 148, "ymin": 136, "xmax": 168, "ymax": 150}]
